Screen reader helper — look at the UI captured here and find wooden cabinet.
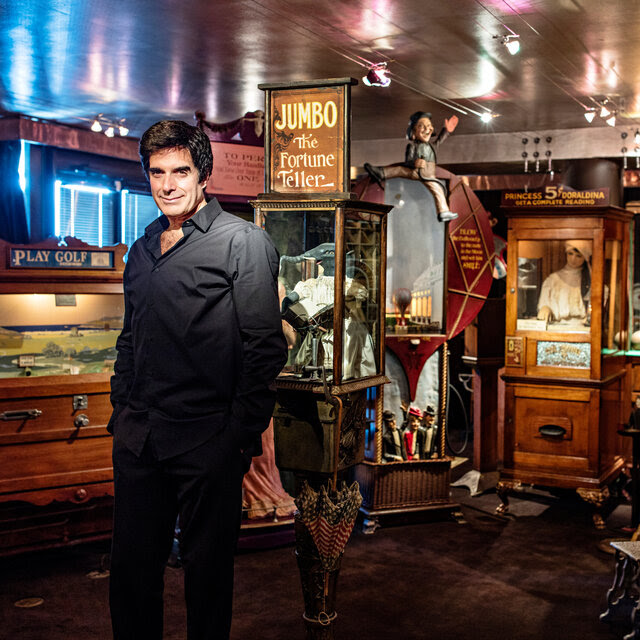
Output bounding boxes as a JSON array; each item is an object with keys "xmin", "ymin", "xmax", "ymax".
[
  {"xmin": 499, "ymin": 205, "xmax": 632, "ymax": 526},
  {"xmin": 0, "ymin": 237, "xmax": 126, "ymax": 554}
]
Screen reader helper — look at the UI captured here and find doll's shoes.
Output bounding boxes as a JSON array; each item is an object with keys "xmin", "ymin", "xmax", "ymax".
[
  {"xmin": 438, "ymin": 210, "xmax": 458, "ymax": 222},
  {"xmin": 364, "ymin": 163, "xmax": 385, "ymax": 188}
]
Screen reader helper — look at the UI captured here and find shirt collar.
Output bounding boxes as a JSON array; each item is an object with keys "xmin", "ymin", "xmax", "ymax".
[{"xmin": 144, "ymin": 197, "xmax": 223, "ymax": 239}]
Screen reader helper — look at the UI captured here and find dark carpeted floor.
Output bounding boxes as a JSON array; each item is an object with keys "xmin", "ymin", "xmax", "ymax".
[{"xmin": 0, "ymin": 460, "xmax": 634, "ymax": 640}]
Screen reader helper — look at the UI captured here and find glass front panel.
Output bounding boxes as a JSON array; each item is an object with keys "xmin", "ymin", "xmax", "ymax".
[
  {"xmin": 516, "ymin": 239, "xmax": 592, "ymax": 334},
  {"xmin": 263, "ymin": 208, "xmax": 336, "ymax": 380},
  {"xmin": 632, "ymin": 215, "xmax": 640, "ymax": 349},
  {"xmin": 602, "ymin": 238, "xmax": 623, "ymax": 352},
  {"xmin": 384, "ymin": 178, "xmax": 446, "ymax": 335},
  {"xmin": 342, "ymin": 210, "xmax": 381, "ymax": 381},
  {"xmin": 0, "ymin": 293, "xmax": 124, "ymax": 378}
]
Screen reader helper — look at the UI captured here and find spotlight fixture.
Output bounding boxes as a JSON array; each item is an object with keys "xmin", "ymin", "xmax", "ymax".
[
  {"xmin": 503, "ymin": 35, "xmax": 520, "ymax": 55},
  {"xmin": 605, "ymin": 112, "xmax": 616, "ymax": 127},
  {"xmin": 584, "ymin": 109, "xmax": 596, "ymax": 123},
  {"xmin": 362, "ymin": 63, "xmax": 391, "ymax": 87},
  {"xmin": 600, "ymin": 102, "xmax": 611, "ymax": 118},
  {"xmin": 494, "ymin": 34, "xmax": 520, "ymax": 55},
  {"xmin": 634, "ymin": 129, "xmax": 640, "ymax": 145},
  {"xmin": 480, "ymin": 112, "xmax": 493, "ymax": 123},
  {"xmin": 89, "ymin": 115, "xmax": 129, "ymax": 137}
]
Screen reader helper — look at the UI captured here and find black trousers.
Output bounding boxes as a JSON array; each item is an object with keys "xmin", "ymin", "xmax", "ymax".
[{"xmin": 109, "ymin": 428, "xmax": 244, "ymax": 640}]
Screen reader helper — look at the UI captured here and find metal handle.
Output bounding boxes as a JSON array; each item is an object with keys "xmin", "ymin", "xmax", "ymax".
[
  {"xmin": 538, "ymin": 424, "xmax": 566, "ymax": 437},
  {"xmin": 0, "ymin": 409, "xmax": 42, "ymax": 421}
]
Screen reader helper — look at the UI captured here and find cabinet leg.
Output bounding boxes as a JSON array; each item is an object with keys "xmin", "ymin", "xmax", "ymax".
[
  {"xmin": 576, "ymin": 487, "xmax": 610, "ymax": 530},
  {"xmin": 496, "ymin": 480, "xmax": 520, "ymax": 515}
]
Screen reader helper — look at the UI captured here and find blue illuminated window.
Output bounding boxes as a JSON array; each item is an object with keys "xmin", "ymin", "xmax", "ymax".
[
  {"xmin": 121, "ymin": 190, "xmax": 161, "ymax": 249},
  {"xmin": 54, "ymin": 181, "xmax": 116, "ymax": 247}
]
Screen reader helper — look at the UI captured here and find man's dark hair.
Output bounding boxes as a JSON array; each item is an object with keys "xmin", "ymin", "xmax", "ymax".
[{"xmin": 139, "ymin": 120, "xmax": 213, "ymax": 182}]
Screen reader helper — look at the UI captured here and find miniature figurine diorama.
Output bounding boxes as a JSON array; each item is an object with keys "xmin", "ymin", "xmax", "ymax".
[
  {"xmin": 365, "ymin": 111, "xmax": 459, "ymax": 222},
  {"xmin": 381, "ymin": 409, "xmax": 408, "ymax": 462},
  {"xmin": 403, "ymin": 405, "xmax": 427, "ymax": 461},
  {"xmin": 0, "ymin": 293, "xmax": 124, "ymax": 378}
]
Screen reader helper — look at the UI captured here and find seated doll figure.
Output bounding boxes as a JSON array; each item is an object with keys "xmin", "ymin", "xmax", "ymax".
[
  {"xmin": 381, "ymin": 410, "xmax": 407, "ymax": 462},
  {"xmin": 403, "ymin": 406, "xmax": 427, "ymax": 460},
  {"xmin": 422, "ymin": 405, "xmax": 438, "ymax": 459},
  {"xmin": 364, "ymin": 111, "xmax": 459, "ymax": 222},
  {"xmin": 537, "ymin": 240, "xmax": 591, "ymax": 325}
]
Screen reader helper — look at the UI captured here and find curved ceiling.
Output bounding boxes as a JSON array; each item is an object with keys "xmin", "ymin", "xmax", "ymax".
[{"xmin": 1, "ymin": 0, "xmax": 638, "ymax": 141}]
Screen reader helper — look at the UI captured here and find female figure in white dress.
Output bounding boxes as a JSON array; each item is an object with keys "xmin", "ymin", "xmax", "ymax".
[{"xmin": 537, "ymin": 240, "xmax": 591, "ymax": 324}]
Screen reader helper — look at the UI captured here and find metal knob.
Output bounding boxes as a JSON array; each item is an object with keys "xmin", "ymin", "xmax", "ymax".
[{"xmin": 74, "ymin": 414, "xmax": 90, "ymax": 428}]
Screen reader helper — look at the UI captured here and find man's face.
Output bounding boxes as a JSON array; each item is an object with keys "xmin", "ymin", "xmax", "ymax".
[
  {"xmin": 148, "ymin": 147, "xmax": 206, "ymax": 220},
  {"xmin": 412, "ymin": 117, "xmax": 434, "ymax": 144},
  {"xmin": 387, "ymin": 418, "xmax": 397, "ymax": 431},
  {"xmin": 424, "ymin": 414, "xmax": 434, "ymax": 427}
]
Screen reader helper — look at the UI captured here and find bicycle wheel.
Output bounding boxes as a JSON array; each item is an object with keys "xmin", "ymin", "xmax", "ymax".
[{"xmin": 445, "ymin": 383, "xmax": 470, "ymax": 455}]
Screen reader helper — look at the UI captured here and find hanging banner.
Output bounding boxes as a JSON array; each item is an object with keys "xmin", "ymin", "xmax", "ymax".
[{"xmin": 259, "ymin": 78, "xmax": 356, "ymax": 196}]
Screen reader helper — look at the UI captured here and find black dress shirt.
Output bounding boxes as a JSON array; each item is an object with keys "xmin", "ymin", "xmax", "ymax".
[{"xmin": 109, "ymin": 197, "xmax": 288, "ymax": 460}]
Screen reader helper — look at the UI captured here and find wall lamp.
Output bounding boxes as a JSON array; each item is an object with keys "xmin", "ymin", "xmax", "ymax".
[{"xmin": 362, "ymin": 63, "xmax": 391, "ymax": 87}]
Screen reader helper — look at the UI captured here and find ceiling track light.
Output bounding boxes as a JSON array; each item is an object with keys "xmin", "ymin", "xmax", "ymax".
[
  {"xmin": 605, "ymin": 112, "xmax": 617, "ymax": 127},
  {"xmin": 584, "ymin": 109, "xmax": 596, "ymax": 123},
  {"xmin": 600, "ymin": 101, "xmax": 611, "ymax": 118},
  {"xmin": 494, "ymin": 33, "xmax": 520, "ymax": 55},
  {"xmin": 90, "ymin": 115, "xmax": 129, "ymax": 137},
  {"xmin": 362, "ymin": 63, "xmax": 391, "ymax": 88}
]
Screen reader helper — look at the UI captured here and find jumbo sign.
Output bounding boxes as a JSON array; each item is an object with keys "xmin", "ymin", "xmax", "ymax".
[{"xmin": 260, "ymin": 78, "xmax": 356, "ymax": 195}]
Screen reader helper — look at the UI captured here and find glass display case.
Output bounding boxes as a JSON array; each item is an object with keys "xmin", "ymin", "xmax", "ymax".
[
  {"xmin": 0, "ymin": 293, "xmax": 123, "ymax": 378},
  {"xmin": 0, "ymin": 237, "xmax": 126, "ymax": 555},
  {"xmin": 253, "ymin": 199, "xmax": 390, "ymax": 476},
  {"xmin": 256, "ymin": 201, "xmax": 388, "ymax": 389},
  {"xmin": 500, "ymin": 205, "xmax": 632, "ymax": 525},
  {"xmin": 383, "ymin": 178, "xmax": 447, "ymax": 336}
]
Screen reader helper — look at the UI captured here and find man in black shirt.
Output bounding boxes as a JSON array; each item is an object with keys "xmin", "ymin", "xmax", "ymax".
[{"xmin": 108, "ymin": 120, "xmax": 287, "ymax": 640}]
